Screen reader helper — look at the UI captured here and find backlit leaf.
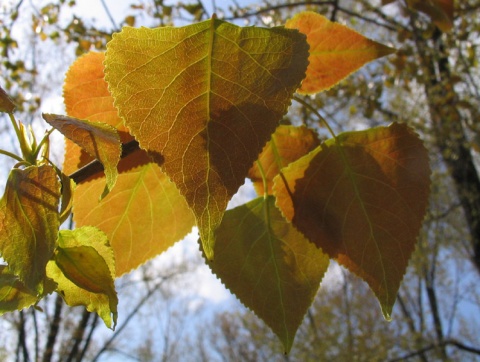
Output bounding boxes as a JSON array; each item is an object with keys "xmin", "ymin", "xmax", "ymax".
[
  {"xmin": 407, "ymin": 0, "xmax": 453, "ymax": 32},
  {"xmin": 47, "ymin": 227, "xmax": 117, "ymax": 328},
  {"xmin": 0, "ymin": 265, "xmax": 39, "ymax": 314},
  {"xmin": 0, "ymin": 165, "xmax": 60, "ymax": 294},
  {"xmin": 206, "ymin": 196, "xmax": 329, "ymax": 353},
  {"xmin": 104, "ymin": 19, "xmax": 309, "ymax": 259},
  {"xmin": 63, "ymin": 52, "xmax": 195, "ymax": 276},
  {"xmin": 285, "ymin": 11, "xmax": 395, "ymax": 94},
  {"xmin": 273, "ymin": 123, "xmax": 430, "ymax": 318},
  {"xmin": 43, "ymin": 113, "xmax": 121, "ymax": 199},
  {"xmin": 0, "ymin": 85, "xmax": 15, "ymax": 113},
  {"xmin": 248, "ymin": 125, "xmax": 320, "ymax": 195}
]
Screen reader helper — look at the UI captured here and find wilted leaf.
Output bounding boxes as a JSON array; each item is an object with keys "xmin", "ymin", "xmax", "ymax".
[
  {"xmin": 43, "ymin": 113, "xmax": 121, "ymax": 199},
  {"xmin": 0, "ymin": 165, "xmax": 60, "ymax": 294},
  {"xmin": 285, "ymin": 11, "xmax": 395, "ymax": 94},
  {"xmin": 47, "ymin": 227, "xmax": 118, "ymax": 328},
  {"xmin": 273, "ymin": 123, "xmax": 430, "ymax": 318},
  {"xmin": 104, "ymin": 19, "xmax": 309, "ymax": 259},
  {"xmin": 63, "ymin": 52, "xmax": 195, "ymax": 276},
  {"xmin": 0, "ymin": 86, "xmax": 15, "ymax": 113},
  {"xmin": 0, "ymin": 265, "xmax": 39, "ymax": 314},
  {"xmin": 248, "ymin": 125, "xmax": 320, "ymax": 195},
  {"xmin": 206, "ymin": 196, "xmax": 329, "ymax": 353},
  {"xmin": 407, "ymin": 0, "xmax": 453, "ymax": 32}
]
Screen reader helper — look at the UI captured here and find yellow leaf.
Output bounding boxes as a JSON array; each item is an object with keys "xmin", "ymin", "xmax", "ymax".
[
  {"xmin": 273, "ymin": 123, "xmax": 431, "ymax": 318},
  {"xmin": 104, "ymin": 19, "xmax": 309, "ymax": 259},
  {"xmin": 63, "ymin": 51, "xmax": 195, "ymax": 276},
  {"xmin": 286, "ymin": 11, "xmax": 396, "ymax": 94},
  {"xmin": 47, "ymin": 227, "xmax": 118, "ymax": 329}
]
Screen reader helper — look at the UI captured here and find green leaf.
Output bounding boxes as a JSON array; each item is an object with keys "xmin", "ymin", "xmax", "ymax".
[
  {"xmin": 0, "ymin": 265, "xmax": 39, "ymax": 314},
  {"xmin": 43, "ymin": 113, "xmax": 121, "ymax": 199},
  {"xmin": 0, "ymin": 165, "xmax": 60, "ymax": 294},
  {"xmin": 47, "ymin": 227, "xmax": 117, "ymax": 329},
  {"xmin": 104, "ymin": 19, "xmax": 309, "ymax": 260},
  {"xmin": 273, "ymin": 123, "xmax": 430, "ymax": 319},
  {"xmin": 206, "ymin": 196, "xmax": 329, "ymax": 353}
]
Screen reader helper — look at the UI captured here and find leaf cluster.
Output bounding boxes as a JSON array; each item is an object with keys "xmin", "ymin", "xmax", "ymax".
[{"xmin": 0, "ymin": 10, "xmax": 432, "ymax": 352}]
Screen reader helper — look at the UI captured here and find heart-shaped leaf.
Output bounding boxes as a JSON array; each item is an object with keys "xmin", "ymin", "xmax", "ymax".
[
  {"xmin": 206, "ymin": 196, "xmax": 329, "ymax": 352},
  {"xmin": 285, "ymin": 11, "xmax": 395, "ymax": 94},
  {"xmin": 63, "ymin": 51, "xmax": 195, "ymax": 276},
  {"xmin": 0, "ymin": 165, "xmax": 60, "ymax": 294},
  {"xmin": 104, "ymin": 19, "xmax": 309, "ymax": 259},
  {"xmin": 273, "ymin": 123, "xmax": 430, "ymax": 318}
]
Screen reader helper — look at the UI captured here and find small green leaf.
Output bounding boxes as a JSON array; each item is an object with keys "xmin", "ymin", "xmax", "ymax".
[
  {"xmin": 47, "ymin": 227, "xmax": 117, "ymax": 329},
  {"xmin": 0, "ymin": 165, "xmax": 60, "ymax": 294},
  {"xmin": 0, "ymin": 265, "xmax": 39, "ymax": 314},
  {"xmin": 206, "ymin": 196, "xmax": 329, "ymax": 353}
]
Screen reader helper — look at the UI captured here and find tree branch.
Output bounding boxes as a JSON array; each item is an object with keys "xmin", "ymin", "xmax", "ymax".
[
  {"xmin": 388, "ymin": 339, "xmax": 480, "ymax": 361},
  {"xmin": 68, "ymin": 139, "xmax": 140, "ymax": 184}
]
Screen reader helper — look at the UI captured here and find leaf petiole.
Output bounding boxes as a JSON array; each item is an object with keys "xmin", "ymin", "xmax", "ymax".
[
  {"xmin": 255, "ymin": 159, "xmax": 269, "ymax": 199},
  {"xmin": 293, "ymin": 96, "xmax": 337, "ymax": 140}
]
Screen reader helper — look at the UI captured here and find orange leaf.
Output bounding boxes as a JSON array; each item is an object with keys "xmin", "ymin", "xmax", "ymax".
[
  {"xmin": 104, "ymin": 20, "xmax": 309, "ymax": 259},
  {"xmin": 248, "ymin": 125, "xmax": 320, "ymax": 195},
  {"xmin": 273, "ymin": 123, "xmax": 430, "ymax": 318},
  {"xmin": 207, "ymin": 196, "xmax": 329, "ymax": 352},
  {"xmin": 63, "ymin": 51, "xmax": 195, "ymax": 276},
  {"xmin": 285, "ymin": 11, "xmax": 396, "ymax": 94},
  {"xmin": 407, "ymin": 0, "xmax": 454, "ymax": 32}
]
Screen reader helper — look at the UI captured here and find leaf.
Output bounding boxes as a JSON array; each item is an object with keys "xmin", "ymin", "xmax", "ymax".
[
  {"xmin": 47, "ymin": 227, "xmax": 118, "ymax": 328},
  {"xmin": 43, "ymin": 113, "xmax": 121, "ymax": 199},
  {"xmin": 0, "ymin": 165, "xmax": 60, "ymax": 294},
  {"xmin": 0, "ymin": 265, "xmax": 39, "ymax": 314},
  {"xmin": 206, "ymin": 196, "xmax": 329, "ymax": 353},
  {"xmin": 63, "ymin": 51, "xmax": 195, "ymax": 276},
  {"xmin": 248, "ymin": 125, "xmax": 320, "ymax": 195},
  {"xmin": 0, "ymin": 85, "xmax": 15, "ymax": 113},
  {"xmin": 407, "ymin": 0, "xmax": 453, "ymax": 32},
  {"xmin": 72, "ymin": 152, "xmax": 195, "ymax": 276},
  {"xmin": 104, "ymin": 19, "xmax": 309, "ymax": 259},
  {"xmin": 285, "ymin": 11, "xmax": 396, "ymax": 94},
  {"xmin": 273, "ymin": 123, "xmax": 430, "ymax": 318}
]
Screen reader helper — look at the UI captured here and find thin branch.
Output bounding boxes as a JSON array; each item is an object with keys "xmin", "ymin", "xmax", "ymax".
[
  {"xmin": 65, "ymin": 309, "xmax": 91, "ymax": 362},
  {"xmin": 68, "ymin": 139, "xmax": 140, "ymax": 184},
  {"xmin": 76, "ymin": 314, "xmax": 99, "ymax": 362},
  {"xmin": 42, "ymin": 295, "xmax": 63, "ymax": 362},
  {"xmin": 388, "ymin": 339, "xmax": 480, "ymax": 361},
  {"xmin": 99, "ymin": 0, "xmax": 119, "ymax": 31}
]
